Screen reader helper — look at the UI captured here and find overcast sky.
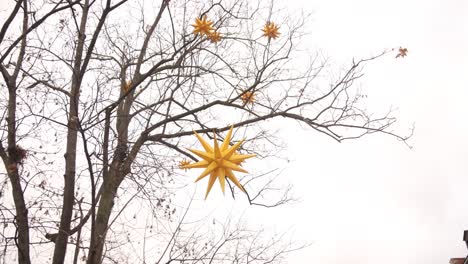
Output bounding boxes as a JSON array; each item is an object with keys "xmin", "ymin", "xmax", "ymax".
[{"xmin": 275, "ymin": 0, "xmax": 468, "ymax": 263}]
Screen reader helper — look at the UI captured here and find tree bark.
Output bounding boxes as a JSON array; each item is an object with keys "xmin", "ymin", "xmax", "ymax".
[
  {"xmin": 7, "ymin": 167, "xmax": 30, "ymax": 264},
  {"xmin": 86, "ymin": 167, "xmax": 120, "ymax": 264}
]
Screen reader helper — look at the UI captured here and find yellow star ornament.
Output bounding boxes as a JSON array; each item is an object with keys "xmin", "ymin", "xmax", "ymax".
[
  {"xmin": 395, "ymin": 47, "xmax": 408, "ymax": 58},
  {"xmin": 241, "ymin": 91, "xmax": 255, "ymax": 104},
  {"xmin": 192, "ymin": 15, "xmax": 214, "ymax": 36},
  {"xmin": 123, "ymin": 80, "xmax": 132, "ymax": 92},
  {"xmin": 181, "ymin": 127, "xmax": 256, "ymax": 199},
  {"xmin": 207, "ymin": 31, "xmax": 221, "ymax": 43},
  {"xmin": 179, "ymin": 159, "xmax": 191, "ymax": 171},
  {"xmin": 262, "ymin": 22, "xmax": 280, "ymax": 40}
]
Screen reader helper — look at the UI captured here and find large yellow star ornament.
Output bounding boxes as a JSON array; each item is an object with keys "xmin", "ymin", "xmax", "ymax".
[{"xmin": 181, "ymin": 127, "xmax": 256, "ymax": 199}]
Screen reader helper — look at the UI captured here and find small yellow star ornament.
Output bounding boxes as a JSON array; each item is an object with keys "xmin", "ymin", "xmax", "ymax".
[
  {"xmin": 262, "ymin": 22, "xmax": 280, "ymax": 40},
  {"xmin": 179, "ymin": 159, "xmax": 191, "ymax": 171},
  {"xmin": 395, "ymin": 47, "xmax": 408, "ymax": 58},
  {"xmin": 123, "ymin": 80, "xmax": 132, "ymax": 92},
  {"xmin": 207, "ymin": 31, "xmax": 222, "ymax": 43},
  {"xmin": 181, "ymin": 127, "xmax": 256, "ymax": 199},
  {"xmin": 241, "ymin": 91, "xmax": 255, "ymax": 104},
  {"xmin": 192, "ymin": 15, "xmax": 214, "ymax": 36}
]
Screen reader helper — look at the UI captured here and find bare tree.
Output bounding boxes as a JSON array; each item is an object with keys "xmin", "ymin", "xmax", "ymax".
[{"xmin": 0, "ymin": 0, "xmax": 412, "ymax": 263}]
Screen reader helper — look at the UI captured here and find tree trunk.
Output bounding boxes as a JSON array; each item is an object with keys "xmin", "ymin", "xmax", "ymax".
[
  {"xmin": 5, "ymin": 87, "xmax": 31, "ymax": 263},
  {"xmin": 87, "ymin": 176, "xmax": 120, "ymax": 264},
  {"xmin": 6, "ymin": 166, "xmax": 31, "ymax": 264},
  {"xmin": 2, "ymin": 1, "xmax": 31, "ymax": 262},
  {"xmin": 52, "ymin": 92, "xmax": 79, "ymax": 263}
]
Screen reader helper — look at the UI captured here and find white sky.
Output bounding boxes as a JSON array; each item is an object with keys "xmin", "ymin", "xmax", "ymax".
[{"xmin": 274, "ymin": 0, "xmax": 468, "ymax": 263}]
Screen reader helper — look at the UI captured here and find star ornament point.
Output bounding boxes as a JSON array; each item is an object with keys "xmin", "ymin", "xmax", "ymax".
[{"xmin": 181, "ymin": 127, "xmax": 255, "ymax": 199}]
